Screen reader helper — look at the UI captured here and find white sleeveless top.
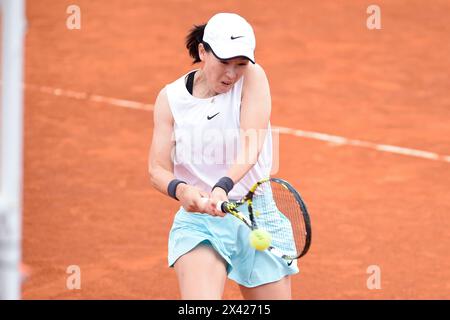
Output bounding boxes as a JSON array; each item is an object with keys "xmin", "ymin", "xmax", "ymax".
[{"xmin": 165, "ymin": 70, "xmax": 273, "ymax": 200}]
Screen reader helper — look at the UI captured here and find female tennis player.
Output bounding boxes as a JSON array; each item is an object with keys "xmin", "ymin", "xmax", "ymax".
[{"xmin": 148, "ymin": 13, "xmax": 298, "ymax": 299}]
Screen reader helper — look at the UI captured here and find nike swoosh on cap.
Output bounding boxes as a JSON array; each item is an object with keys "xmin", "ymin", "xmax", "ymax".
[{"xmin": 230, "ymin": 35, "xmax": 244, "ymax": 40}]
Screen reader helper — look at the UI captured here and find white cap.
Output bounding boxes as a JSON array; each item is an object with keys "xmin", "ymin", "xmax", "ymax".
[{"xmin": 203, "ymin": 13, "xmax": 256, "ymax": 64}]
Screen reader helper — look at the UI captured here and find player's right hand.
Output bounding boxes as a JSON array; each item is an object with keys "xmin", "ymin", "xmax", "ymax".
[{"xmin": 177, "ymin": 185, "xmax": 222, "ymax": 216}]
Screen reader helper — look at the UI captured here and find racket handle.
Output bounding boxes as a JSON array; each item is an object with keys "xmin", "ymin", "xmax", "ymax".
[{"xmin": 216, "ymin": 201, "xmax": 227, "ymax": 213}]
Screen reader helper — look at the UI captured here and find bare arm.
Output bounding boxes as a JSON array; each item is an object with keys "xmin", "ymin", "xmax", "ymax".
[
  {"xmin": 226, "ymin": 63, "xmax": 272, "ymax": 183},
  {"xmin": 148, "ymin": 87, "xmax": 177, "ymax": 194},
  {"xmin": 208, "ymin": 64, "xmax": 272, "ymax": 214}
]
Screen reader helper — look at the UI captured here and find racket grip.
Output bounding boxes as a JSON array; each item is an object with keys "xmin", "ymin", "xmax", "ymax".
[{"xmin": 216, "ymin": 201, "xmax": 227, "ymax": 213}]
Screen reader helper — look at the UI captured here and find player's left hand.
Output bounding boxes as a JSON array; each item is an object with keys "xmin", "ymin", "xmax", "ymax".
[{"xmin": 208, "ymin": 187, "xmax": 228, "ymax": 217}]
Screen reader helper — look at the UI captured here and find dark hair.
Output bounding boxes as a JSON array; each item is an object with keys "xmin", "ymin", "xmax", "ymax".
[{"xmin": 185, "ymin": 24, "xmax": 212, "ymax": 64}]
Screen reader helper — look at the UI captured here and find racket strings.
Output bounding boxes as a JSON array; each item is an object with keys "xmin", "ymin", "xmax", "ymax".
[
  {"xmin": 274, "ymin": 183, "xmax": 307, "ymax": 255},
  {"xmin": 254, "ymin": 181, "xmax": 306, "ymax": 258}
]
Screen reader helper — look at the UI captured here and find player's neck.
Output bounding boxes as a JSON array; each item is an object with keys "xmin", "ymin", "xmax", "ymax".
[{"xmin": 193, "ymin": 69, "xmax": 218, "ymax": 99}]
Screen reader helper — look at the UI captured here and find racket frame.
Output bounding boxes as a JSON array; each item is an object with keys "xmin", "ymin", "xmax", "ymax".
[{"xmin": 217, "ymin": 177, "xmax": 312, "ymax": 261}]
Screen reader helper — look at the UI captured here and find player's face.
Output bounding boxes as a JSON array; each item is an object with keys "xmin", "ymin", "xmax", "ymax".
[{"xmin": 201, "ymin": 48, "xmax": 250, "ymax": 94}]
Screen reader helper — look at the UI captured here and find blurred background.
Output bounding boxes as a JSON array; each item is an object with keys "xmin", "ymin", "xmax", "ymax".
[{"xmin": 13, "ymin": 0, "xmax": 450, "ymax": 299}]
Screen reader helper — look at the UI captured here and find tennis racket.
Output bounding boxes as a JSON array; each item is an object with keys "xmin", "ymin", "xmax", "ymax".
[{"xmin": 216, "ymin": 177, "xmax": 312, "ymax": 263}]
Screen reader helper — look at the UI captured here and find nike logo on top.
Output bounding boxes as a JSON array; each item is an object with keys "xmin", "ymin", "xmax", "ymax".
[
  {"xmin": 207, "ymin": 112, "xmax": 220, "ymax": 120},
  {"xmin": 230, "ymin": 35, "xmax": 244, "ymax": 40}
]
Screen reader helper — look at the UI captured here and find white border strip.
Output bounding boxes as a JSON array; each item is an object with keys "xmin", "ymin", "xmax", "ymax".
[
  {"xmin": 26, "ymin": 84, "xmax": 450, "ymax": 164},
  {"xmin": 0, "ymin": 0, "xmax": 26, "ymax": 300}
]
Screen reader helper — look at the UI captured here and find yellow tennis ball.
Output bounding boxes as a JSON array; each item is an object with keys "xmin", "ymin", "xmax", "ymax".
[{"xmin": 249, "ymin": 229, "xmax": 272, "ymax": 251}]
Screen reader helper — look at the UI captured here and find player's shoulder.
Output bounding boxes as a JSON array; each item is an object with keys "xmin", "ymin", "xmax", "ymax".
[
  {"xmin": 155, "ymin": 86, "xmax": 168, "ymax": 105},
  {"xmin": 159, "ymin": 71, "xmax": 192, "ymax": 99},
  {"xmin": 244, "ymin": 63, "xmax": 268, "ymax": 80},
  {"xmin": 153, "ymin": 86, "xmax": 173, "ymax": 121},
  {"xmin": 242, "ymin": 63, "xmax": 270, "ymax": 94}
]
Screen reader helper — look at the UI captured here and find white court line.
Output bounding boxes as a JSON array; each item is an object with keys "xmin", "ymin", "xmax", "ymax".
[
  {"xmin": 274, "ymin": 126, "xmax": 449, "ymax": 163},
  {"xmin": 25, "ymin": 84, "xmax": 154, "ymax": 111},
  {"xmin": 26, "ymin": 84, "xmax": 450, "ymax": 164}
]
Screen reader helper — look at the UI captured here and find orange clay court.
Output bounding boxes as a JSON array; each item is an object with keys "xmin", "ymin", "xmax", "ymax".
[{"xmin": 22, "ymin": 0, "xmax": 450, "ymax": 299}]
